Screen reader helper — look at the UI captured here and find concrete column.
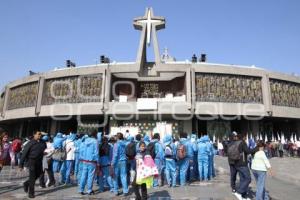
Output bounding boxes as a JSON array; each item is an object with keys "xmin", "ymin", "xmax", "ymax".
[
  {"xmin": 191, "ymin": 68, "xmax": 196, "ymax": 111},
  {"xmin": 35, "ymin": 76, "xmax": 45, "ymax": 115},
  {"xmin": 186, "ymin": 68, "xmax": 192, "ymax": 109},
  {"xmin": 2, "ymin": 86, "xmax": 10, "ymax": 117},
  {"xmin": 262, "ymin": 74, "xmax": 272, "ymax": 116},
  {"xmin": 151, "ymin": 24, "xmax": 161, "ymax": 65},
  {"xmin": 104, "ymin": 68, "xmax": 111, "ymax": 111}
]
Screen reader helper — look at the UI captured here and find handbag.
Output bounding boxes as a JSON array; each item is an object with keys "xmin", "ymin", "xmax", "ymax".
[{"xmin": 51, "ymin": 149, "xmax": 66, "ymax": 161}]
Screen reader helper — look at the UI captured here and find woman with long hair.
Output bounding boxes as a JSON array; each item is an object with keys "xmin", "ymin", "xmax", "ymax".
[{"xmin": 0, "ymin": 132, "xmax": 14, "ymax": 171}]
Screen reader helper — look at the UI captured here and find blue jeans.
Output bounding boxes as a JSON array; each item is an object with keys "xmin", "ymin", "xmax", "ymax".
[
  {"xmin": 252, "ymin": 170, "xmax": 269, "ymax": 200},
  {"xmin": 208, "ymin": 155, "xmax": 215, "ymax": 179},
  {"xmin": 236, "ymin": 166, "xmax": 251, "ymax": 197},
  {"xmin": 153, "ymin": 158, "xmax": 164, "ymax": 187},
  {"xmin": 177, "ymin": 157, "xmax": 189, "ymax": 186},
  {"xmin": 198, "ymin": 157, "xmax": 209, "ymax": 181},
  {"xmin": 60, "ymin": 161, "xmax": 66, "ymax": 183},
  {"xmin": 65, "ymin": 160, "xmax": 74, "ymax": 184},
  {"xmin": 113, "ymin": 161, "xmax": 128, "ymax": 195},
  {"xmin": 52, "ymin": 160, "xmax": 62, "ymax": 173},
  {"xmin": 98, "ymin": 165, "xmax": 113, "ymax": 192},
  {"xmin": 78, "ymin": 162, "xmax": 96, "ymax": 193},
  {"xmin": 165, "ymin": 159, "xmax": 176, "ymax": 187}
]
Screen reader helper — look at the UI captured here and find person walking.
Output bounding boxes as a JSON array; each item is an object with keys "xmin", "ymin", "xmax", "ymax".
[
  {"xmin": 227, "ymin": 131, "xmax": 257, "ymax": 200},
  {"xmin": 251, "ymin": 141, "xmax": 273, "ymax": 200},
  {"xmin": 19, "ymin": 131, "xmax": 46, "ymax": 198}
]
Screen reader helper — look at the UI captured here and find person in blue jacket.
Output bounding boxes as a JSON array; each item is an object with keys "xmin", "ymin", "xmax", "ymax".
[
  {"xmin": 73, "ymin": 134, "xmax": 81, "ymax": 183},
  {"xmin": 143, "ymin": 135, "xmax": 150, "ymax": 146},
  {"xmin": 76, "ymin": 134, "xmax": 88, "ymax": 185},
  {"xmin": 60, "ymin": 132, "xmax": 76, "ymax": 185},
  {"xmin": 78, "ymin": 131, "xmax": 99, "ymax": 195},
  {"xmin": 177, "ymin": 132, "xmax": 193, "ymax": 186},
  {"xmin": 197, "ymin": 136, "xmax": 210, "ymax": 181},
  {"xmin": 187, "ymin": 133, "xmax": 198, "ymax": 181},
  {"xmin": 112, "ymin": 132, "xmax": 128, "ymax": 196},
  {"xmin": 150, "ymin": 133, "xmax": 165, "ymax": 187},
  {"xmin": 52, "ymin": 132, "xmax": 66, "ymax": 174},
  {"xmin": 204, "ymin": 135, "xmax": 216, "ymax": 180},
  {"xmin": 98, "ymin": 135, "xmax": 113, "ymax": 192},
  {"xmin": 163, "ymin": 134, "xmax": 177, "ymax": 187}
]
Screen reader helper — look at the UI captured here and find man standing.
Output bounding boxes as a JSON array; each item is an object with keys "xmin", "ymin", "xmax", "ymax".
[
  {"xmin": 227, "ymin": 131, "xmax": 257, "ymax": 200},
  {"xmin": 19, "ymin": 131, "xmax": 46, "ymax": 198}
]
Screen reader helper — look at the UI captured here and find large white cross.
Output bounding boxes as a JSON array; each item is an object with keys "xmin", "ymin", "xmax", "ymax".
[{"xmin": 137, "ymin": 9, "xmax": 163, "ymax": 46}]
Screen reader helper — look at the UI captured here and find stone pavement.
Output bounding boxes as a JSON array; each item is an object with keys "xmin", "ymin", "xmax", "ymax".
[{"xmin": 1, "ymin": 156, "xmax": 300, "ymax": 199}]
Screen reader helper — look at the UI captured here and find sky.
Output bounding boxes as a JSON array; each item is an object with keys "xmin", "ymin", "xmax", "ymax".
[{"xmin": 1, "ymin": 0, "xmax": 300, "ymax": 89}]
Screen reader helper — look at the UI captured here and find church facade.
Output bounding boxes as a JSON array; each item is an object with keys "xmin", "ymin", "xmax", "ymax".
[{"xmin": 1, "ymin": 8, "xmax": 300, "ymax": 141}]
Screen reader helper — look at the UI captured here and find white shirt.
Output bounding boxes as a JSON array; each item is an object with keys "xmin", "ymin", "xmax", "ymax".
[{"xmin": 64, "ymin": 139, "xmax": 75, "ymax": 160}]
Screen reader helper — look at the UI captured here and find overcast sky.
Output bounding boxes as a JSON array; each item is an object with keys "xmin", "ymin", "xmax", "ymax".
[{"xmin": 1, "ymin": 0, "xmax": 300, "ymax": 89}]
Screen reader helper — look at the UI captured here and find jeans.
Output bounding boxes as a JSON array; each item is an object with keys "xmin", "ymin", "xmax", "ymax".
[
  {"xmin": 177, "ymin": 157, "xmax": 189, "ymax": 186},
  {"xmin": 198, "ymin": 157, "xmax": 209, "ymax": 181},
  {"xmin": 252, "ymin": 170, "xmax": 269, "ymax": 200},
  {"xmin": 65, "ymin": 160, "xmax": 74, "ymax": 184},
  {"xmin": 24, "ymin": 160, "xmax": 43, "ymax": 196},
  {"xmin": 229, "ymin": 164, "xmax": 238, "ymax": 191},
  {"xmin": 165, "ymin": 159, "xmax": 176, "ymax": 187},
  {"xmin": 153, "ymin": 158, "xmax": 164, "ymax": 187},
  {"xmin": 98, "ymin": 165, "xmax": 113, "ymax": 192},
  {"xmin": 113, "ymin": 161, "xmax": 128, "ymax": 194},
  {"xmin": 79, "ymin": 162, "xmax": 96, "ymax": 193},
  {"xmin": 236, "ymin": 166, "xmax": 251, "ymax": 197}
]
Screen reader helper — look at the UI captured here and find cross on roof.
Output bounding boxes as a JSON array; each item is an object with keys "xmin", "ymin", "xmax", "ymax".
[{"xmin": 134, "ymin": 8, "xmax": 165, "ymax": 46}]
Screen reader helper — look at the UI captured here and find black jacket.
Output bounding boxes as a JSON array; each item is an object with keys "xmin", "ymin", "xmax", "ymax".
[
  {"xmin": 19, "ymin": 139, "xmax": 46, "ymax": 168},
  {"xmin": 228, "ymin": 140, "xmax": 258, "ymax": 167}
]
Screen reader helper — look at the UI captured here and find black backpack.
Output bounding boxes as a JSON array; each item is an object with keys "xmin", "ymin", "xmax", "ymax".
[
  {"xmin": 126, "ymin": 141, "xmax": 136, "ymax": 159},
  {"xmin": 147, "ymin": 141, "xmax": 157, "ymax": 159},
  {"xmin": 99, "ymin": 143, "xmax": 110, "ymax": 157},
  {"xmin": 227, "ymin": 140, "xmax": 242, "ymax": 161}
]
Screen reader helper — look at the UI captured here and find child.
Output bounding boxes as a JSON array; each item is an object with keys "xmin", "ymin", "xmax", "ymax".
[{"xmin": 132, "ymin": 142, "xmax": 148, "ymax": 200}]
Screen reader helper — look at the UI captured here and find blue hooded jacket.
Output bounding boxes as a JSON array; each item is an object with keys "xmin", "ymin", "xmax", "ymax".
[
  {"xmin": 203, "ymin": 135, "xmax": 215, "ymax": 156},
  {"xmin": 150, "ymin": 138, "xmax": 164, "ymax": 160},
  {"xmin": 112, "ymin": 140, "xmax": 127, "ymax": 166},
  {"xmin": 179, "ymin": 138, "xmax": 193, "ymax": 158},
  {"xmin": 197, "ymin": 136, "xmax": 210, "ymax": 159},
  {"xmin": 163, "ymin": 135, "xmax": 176, "ymax": 159},
  {"xmin": 53, "ymin": 132, "xmax": 66, "ymax": 149},
  {"xmin": 143, "ymin": 135, "xmax": 150, "ymax": 146},
  {"xmin": 79, "ymin": 135, "xmax": 99, "ymax": 162}
]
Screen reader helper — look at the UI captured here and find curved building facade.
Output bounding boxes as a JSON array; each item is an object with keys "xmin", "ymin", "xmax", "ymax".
[{"xmin": 1, "ymin": 8, "xmax": 300, "ymax": 140}]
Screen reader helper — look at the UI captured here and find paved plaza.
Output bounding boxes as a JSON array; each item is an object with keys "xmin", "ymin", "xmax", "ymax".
[{"xmin": 1, "ymin": 156, "xmax": 300, "ymax": 200}]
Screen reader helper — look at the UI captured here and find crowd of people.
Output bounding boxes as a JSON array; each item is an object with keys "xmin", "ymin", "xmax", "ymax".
[
  {"xmin": 1, "ymin": 128, "xmax": 297, "ymax": 200},
  {"xmin": 0, "ymin": 130, "xmax": 217, "ymax": 199}
]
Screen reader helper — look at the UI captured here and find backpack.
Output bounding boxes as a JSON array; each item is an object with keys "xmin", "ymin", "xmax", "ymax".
[
  {"xmin": 176, "ymin": 143, "xmax": 186, "ymax": 160},
  {"xmin": 12, "ymin": 140, "xmax": 22, "ymax": 153},
  {"xmin": 99, "ymin": 143, "xmax": 110, "ymax": 157},
  {"xmin": 164, "ymin": 144, "xmax": 173, "ymax": 158},
  {"xmin": 125, "ymin": 141, "xmax": 136, "ymax": 159},
  {"xmin": 227, "ymin": 140, "xmax": 242, "ymax": 160},
  {"xmin": 147, "ymin": 142, "xmax": 157, "ymax": 159}
]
